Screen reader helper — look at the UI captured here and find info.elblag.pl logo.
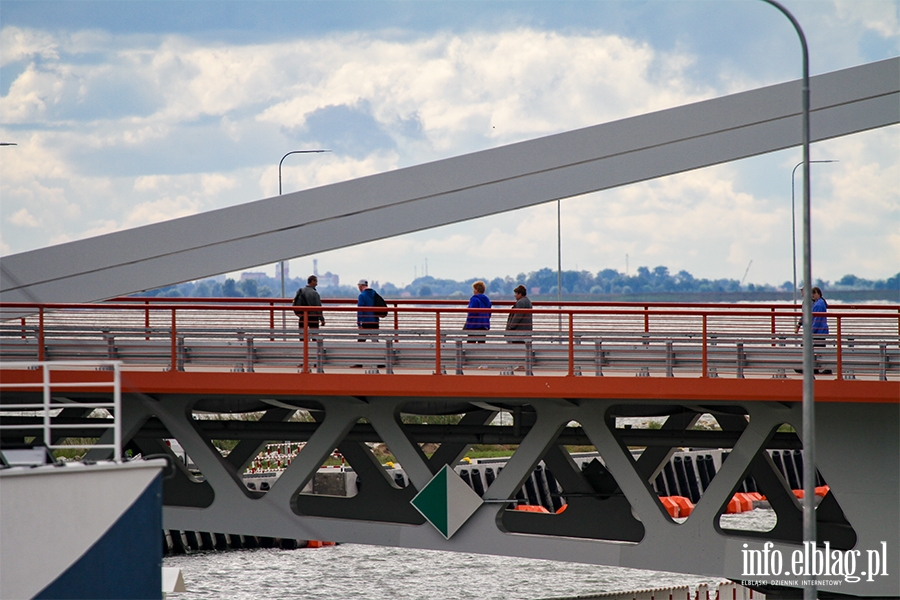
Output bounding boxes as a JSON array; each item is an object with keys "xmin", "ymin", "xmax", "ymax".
[{"xmin": 742, "ymin": 541, "xmax": 890, "ymax": 584}]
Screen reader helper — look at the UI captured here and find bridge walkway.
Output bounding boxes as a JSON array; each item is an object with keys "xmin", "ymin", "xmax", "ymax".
[{"xmin": 1, "ymin": 299, "xmax": 897, "ymax": 392}]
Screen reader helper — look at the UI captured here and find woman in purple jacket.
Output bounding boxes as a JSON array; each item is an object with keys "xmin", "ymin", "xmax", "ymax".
[
  {"xmin": 795, "ymin": 286, "xmax": 831, "ymax": 375},
  {"xmin": 464, "ymin": 281, "xmax": 491, "ymax": 343}
]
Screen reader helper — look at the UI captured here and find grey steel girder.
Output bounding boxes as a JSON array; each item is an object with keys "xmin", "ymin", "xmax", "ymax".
[
  {"xmin": 2, "ymin": 58, "xmax": 898, "ymax": 305},
  {"xmin": 137, "ymin": 392, "xmax": 900, "ymax": 598}
]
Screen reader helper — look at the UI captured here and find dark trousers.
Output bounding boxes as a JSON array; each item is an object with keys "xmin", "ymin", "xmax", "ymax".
[
  {"xmin": 358, "ymin": 321, "xmax": 379, "ymax": 342},
  {"xmin": 466, "ymin": 329, "xmax": 487, "ymax": 344},
  {"xmin": 299, "ymin": 320, "xmax": 320, "ymax": 340}
]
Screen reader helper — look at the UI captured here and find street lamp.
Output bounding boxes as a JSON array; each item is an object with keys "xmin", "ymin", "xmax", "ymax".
[
  {"xmin": 277, "ymin": 149, "xmax": 331, "ymax": 329},
  {"xmin": 759, "ymin": 3, "xmax": 818, "ymax": 598},
  {"xmin": 557, "ymin": 199, "xmax": 562, "ymax": 334},
  {"xmin": 791, "ymin": 160, "xmax": 838, "ymax": 304}
]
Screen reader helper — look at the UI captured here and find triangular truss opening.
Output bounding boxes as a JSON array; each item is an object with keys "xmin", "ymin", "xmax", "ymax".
[
  {"xmin": 717, "ymin": 422, "xmax": 856, "ymax": 549},
  {"xmin": 295, "ymin": 415, "xmax": 424, "ymax": 524},
  {"xmin": 499, "ymin": 419, "xmax": 644, "ymax": 543}
]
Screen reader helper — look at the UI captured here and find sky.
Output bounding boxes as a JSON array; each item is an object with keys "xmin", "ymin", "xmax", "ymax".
[{"xmin": 1, "ymin": 0, "xmax": 898, "ymax": 291}]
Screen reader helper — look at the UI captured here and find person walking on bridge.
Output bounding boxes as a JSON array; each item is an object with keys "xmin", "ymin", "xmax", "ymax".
[
  {"xmin": 355, "ymin": 279, "xmax": 385, "ymax": 368},
  {"xmin": 293, "ymin": 275, "xmax": 325, "ymax": 336},
  {"xmin": 356, "ymin": 279, "xmax": 380, "ymax": 334},
  {"xmin": 505, "ymin": 284, "xmax": 533, "ymax": 337},
  {"xmin": 505, "ymin": 284, "xmax": 533, "ymax": 372},
  {"xmin": 464, "ymin": 280, "xmax": 492, "ymax": 344},
  {"xmin": 795, "ymin": 285, "xmax": 831, "ymax": 375}
]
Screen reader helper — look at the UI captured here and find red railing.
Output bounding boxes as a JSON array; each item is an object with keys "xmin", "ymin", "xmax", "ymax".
[{"xmin": 2, "ymin": 300, "xmax": 898, "ymax": 380}]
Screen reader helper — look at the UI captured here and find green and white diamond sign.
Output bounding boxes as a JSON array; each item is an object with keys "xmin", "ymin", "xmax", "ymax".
[{"xmin": 410, "ymin": 464, "xmax": 483, "ymax": 539}]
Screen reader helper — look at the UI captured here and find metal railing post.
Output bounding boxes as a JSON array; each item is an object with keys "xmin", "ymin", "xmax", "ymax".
[
  {"xmin": 302, "ymin": 311, "xmax": 309, "ymax": 373},
  {"xmin": 666, "ymin": 340, "xmax": 674, "ymax": 377},
  {"xmin": 835, "ymin": 316, "xmax": 842, "ymax": 380},
  {"xmin": 42, "ymin": 362, "xmax": 51, "ymax": 448},
  {"xmin": 594, "ymin": 339, "xmax": 603, "ymax": 377},
  {"xmin": 385, "ymin": 339, "xmax": 394, "ymax": 374},
  {"xmin": 170, "ymin": 309, "xmax": 177, "ymax": 372},
  {"xmin": 702, "ymin": 315, "xmax": 708, "ymax": 378},
  {"xmin": 526, "ymin": 339, "xmax": 534, "ymax": 376},
  {"xmin": 246, "ymin": 336, "xmax": 255, "ymax": 373},
  {"xmin": 113, "ymin": 363, "xmax": 122, "ymax": 461},
  {"xmin": 771, "ymin": 307, "xmax": 776, "ymax": 347},
  {"xmin": 567, "ymin": 313, "xmax": 575, "ymax": 376},
  {"xmin": 38, "ymin": 307, "xmax": 45, "ymax": 362},
  {"xmin": 435, "ymin": 311, "xmax": 442, "ymax": 375}
]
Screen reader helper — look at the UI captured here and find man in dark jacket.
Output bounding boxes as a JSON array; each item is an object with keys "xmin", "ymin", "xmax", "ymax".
[
  {"xmin": 505, "ymin": 284, "xmax": 533, "ymax": 336},
  {"xmin": 294, "ymin": 275, "xmax": 325, "ymax": 336}
]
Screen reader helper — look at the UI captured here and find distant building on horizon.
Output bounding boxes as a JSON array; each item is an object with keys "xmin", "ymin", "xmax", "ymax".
[
  {"xmin": 317, "ymin": 272, "xmax": 339, "ymax": 287},
  {"xmin": 311, "ymin": 259, "xmax": 339, "ymax": 287},
  {"xmin": 275, "ymin": 262, "xmax": 290, "ymax": 281},
  {"xmin": 240, "ymin": 271, "xmax": 267, "ymax": 281}
]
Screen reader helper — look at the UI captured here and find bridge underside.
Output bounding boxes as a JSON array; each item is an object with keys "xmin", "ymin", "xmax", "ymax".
[{"xmin": 4, "ymin": 378, "xmax": 897, "ymax": 598}]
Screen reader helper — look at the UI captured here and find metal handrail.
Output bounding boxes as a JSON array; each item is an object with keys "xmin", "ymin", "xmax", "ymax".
[
  {"xmin": 1, "ymin": 302, "xmax": 897, "ymax": 380},
  {"xmin": 0, "ymin": 360, "xmax": 122, "ymax": 461}
]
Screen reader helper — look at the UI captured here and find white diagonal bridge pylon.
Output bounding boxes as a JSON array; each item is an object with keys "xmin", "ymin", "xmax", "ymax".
[{"xmin": 2, "ymin": 58, "xmax": 898, "ymax": 305}]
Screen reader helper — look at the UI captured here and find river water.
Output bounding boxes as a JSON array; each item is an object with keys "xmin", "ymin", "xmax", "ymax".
[
  {"xmin": 162, "ymin": 511, "xmax": 774, "ymax": 599},
  {"xmin": 163, "ymin": 544, "xmax": 721, "ymax": 599}
]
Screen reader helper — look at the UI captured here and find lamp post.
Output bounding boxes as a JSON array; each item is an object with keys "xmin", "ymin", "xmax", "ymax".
[
  {"xmin": 791, "ymin": 159, "xmax": 837, "ymax": 304},
  {"xmin": 557, "ymin": 199, "xmax": 562, "ymax": 334},
  {"xmin": 277, "ymin": 149, "xmax": 331, "ymax": 329},
  {"xmin": 759, "ymin": 3, "xmax": 816, "ymax": 599}
]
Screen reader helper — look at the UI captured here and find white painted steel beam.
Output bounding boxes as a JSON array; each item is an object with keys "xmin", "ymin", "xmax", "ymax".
[{"xmin": 1, "ymin": 58, "xmax": 897, "ymax": 305}]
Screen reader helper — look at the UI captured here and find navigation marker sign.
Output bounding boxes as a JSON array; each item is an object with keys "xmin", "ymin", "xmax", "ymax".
[{"xmin": 411, "ymin": 465, "xmax": 483, "ymax": 539}]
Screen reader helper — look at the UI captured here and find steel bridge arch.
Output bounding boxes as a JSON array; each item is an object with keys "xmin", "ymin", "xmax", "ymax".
[{"xmin": 1, "ymin": 58, "xmax": 898, "ymax": 306}]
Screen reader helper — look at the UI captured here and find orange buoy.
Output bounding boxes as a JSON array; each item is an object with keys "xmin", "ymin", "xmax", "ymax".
[
  {"xmin": 726, "ymin": 497, "xmax": 743, "ymax": 514},
  {"xmin": 514, "ymin": 504, "xmax": 551, "ymax": 513},
  {"xmin": 670, "ymin": 495, "xmax": 694, "ymax": 517},
  {"xmin": 734, "ymin": 492, "xmax": 754, "ymax": 512},
  {"xmin": 660, "ymin": 496, "xmax": 680, "ymax": 518}
]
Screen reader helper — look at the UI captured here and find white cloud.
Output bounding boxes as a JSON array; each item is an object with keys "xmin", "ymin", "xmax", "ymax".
[
  {"xmin": 0, "ymin": 9, "xmax": 897, "ymax": 289},
  {"xmin": 833, "ymin": 0, "xmax": 899, "ymax": 38},
  {"xmin": 7, "ymin": 208, "xmax": 40, "ymax": 227},
  {"xmin": 124, "ymin": 196, "xmax": 203, "ymax": 228},
  {"xmin": 0, "ymin": 26, "xmax": 59, "ymax": 66}
]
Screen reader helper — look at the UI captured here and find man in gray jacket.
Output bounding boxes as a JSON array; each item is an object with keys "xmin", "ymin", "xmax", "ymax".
[
  {"xmin": 293, "ymin": 275, "xmax": 325, "ymax": 335},
  {"xmin": 506, "ymin": 285, "xmax": 533, "ymax": 335}
]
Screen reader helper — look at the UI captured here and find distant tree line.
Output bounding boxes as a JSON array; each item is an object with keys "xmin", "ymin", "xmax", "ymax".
[{"xmin": 140, "ymin": 267, "xmax": 900, "ymax": 299}]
